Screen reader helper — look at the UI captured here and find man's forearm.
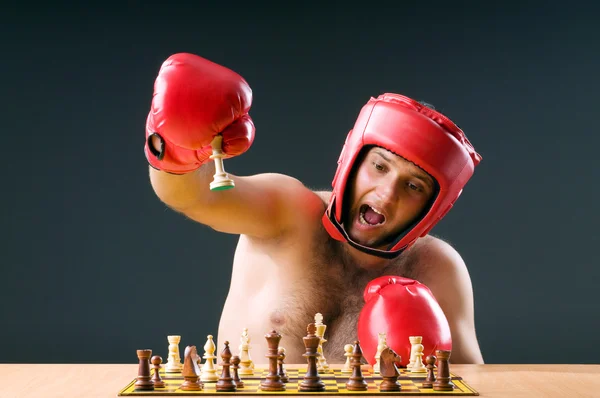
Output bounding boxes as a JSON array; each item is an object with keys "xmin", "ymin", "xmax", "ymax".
[{"xmin": 148, "ymin": 163, "xmax": 215, "ymax": 211}]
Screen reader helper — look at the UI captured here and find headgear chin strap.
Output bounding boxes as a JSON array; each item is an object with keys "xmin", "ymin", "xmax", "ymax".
[{"xmin": 321, "ymin": 93, "xmax": 482, "ymax": 258}]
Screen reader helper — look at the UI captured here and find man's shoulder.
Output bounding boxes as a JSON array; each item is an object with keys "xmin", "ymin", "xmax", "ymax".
[
  {"xmin": 411, "ymin": 235, "xmax": 469, "ymax": 278},
  {"xmin": 255, "ymin": 173, "xmax": 327, "ymax": 209},
  {"xmin": 313, "ymin": 190, "xmax": 332, "ymax": 204},
  {"xmin": 242, "ymin": 175, "xmax": 329, "ymax": 240},
  {"xmin": 411, "ymin": 235, "xmax": 475, "ymax": 311},
  {"xmin": 261, "ymin": 174, "xmax": 330, "ymax": 200}
]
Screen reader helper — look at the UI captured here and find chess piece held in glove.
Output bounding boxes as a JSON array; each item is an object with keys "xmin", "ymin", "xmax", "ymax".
[
  {"xmin": 145, "ymin": 52, "xmax": 255, "ymax": 189},
  {"xmin": 357, "ymin": 276, "xmax": 452, "ymax": 367}
]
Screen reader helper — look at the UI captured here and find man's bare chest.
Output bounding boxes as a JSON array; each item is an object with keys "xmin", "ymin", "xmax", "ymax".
[
  {"xmin": 225, "ymin": 229, "xmax": 426, "ymax": 364},
  {"xmin": 264, "ymin": 273, "xmax": 363, "ymax": 363},
  {"xmin": 261, "ymin": 238, "xmax": 421, "ymax": 363}
]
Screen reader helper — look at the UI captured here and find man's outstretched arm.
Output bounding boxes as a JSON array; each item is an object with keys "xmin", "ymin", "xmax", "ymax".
[
  {"xmin": 150, "ymin": 165, "xmax": 321, "ymax": 239},
  {"xmin": 145, "ymin": 52, "xmax": 322, "ymax": 240}
]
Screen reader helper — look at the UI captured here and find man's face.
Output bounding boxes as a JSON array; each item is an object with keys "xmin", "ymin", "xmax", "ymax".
[{"xmin": 344, "ymin": 147, "xmax": 436, "ymax": 249}]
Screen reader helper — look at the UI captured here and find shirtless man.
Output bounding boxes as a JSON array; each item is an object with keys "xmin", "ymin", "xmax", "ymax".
[{"xmin": 145, "ymin": 53, "xmax": 485, "ymax": 366}]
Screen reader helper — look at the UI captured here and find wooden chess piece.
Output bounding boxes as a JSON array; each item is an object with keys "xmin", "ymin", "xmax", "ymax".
[
  {"xmin": 314, "ymin": 313, "xmax": 330, "ymax": 373},
  {"xmin": 278, "ymin": 347, "xmax": 289, "ymax": 383},
  {"xmin": 231, "ymin": 355, "xmax": 245, "ymax": 388},
  {"xmin": 238, "ymin": 328, "xmax": 255, "ymax": 376},
  {"xmin": 134, "ymin": 349, "xmax": 154, "ymax": 391},
  {"xmin": 150, "ymin": 355, "xmax": 165, "ymax": 388},
  {"xmin": 216, "ymin": 341, "xmax": 237, "ymax": 392},
  {"xmin": 209, "ymin": 134, "xmax": 235, "ymax": 191},
  {"xmin": 165, "ymin": 335, "xmax": 183, "ymax": 373},
  {"xmin": 181, "ymin": 345, "xmax": 203, "ymax": 391},
  {"xmin": 299, "ymin": 323, "xmax": 326, "ymax": 392},
  {"xmin": 346, "ymin": 341, "xmax": 368, "ymax": 391},
  {"xmin": 260, "ymin": 330, "xmax": 286, "ymax": 391},
  {"xmin": 378, "ymin": 348, "xmax": 401, "ymax": 391},
  {"xmin": 409, "ymin": 342, "xmax": 427, "ymax": 373},
  {"xmin": 373, "ymin": 332, "xmax": 387, "ymax": 374},
  {"xmin": 408, "ymin": 336, "xmax": 422, "ymax": 369},
  {"xmin": 421, "ymin": 355, "xmax": 437, "ymax": 388},
  {"xmin": 201, "ymin": 335, "xmax": 219, "ymax": 382},
  {"xmin": 433, "ymin": 350, "xmax": 454, "ymax": 391},
  {"xmin": 341, "ymin": 344, "xmax": 353, "ymax": 374}
]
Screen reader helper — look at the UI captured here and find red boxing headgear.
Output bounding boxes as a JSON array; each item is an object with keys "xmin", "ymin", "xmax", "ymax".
[{"xmin": 322, "ymin": 93, "xmax": 482, "ymax": 258}]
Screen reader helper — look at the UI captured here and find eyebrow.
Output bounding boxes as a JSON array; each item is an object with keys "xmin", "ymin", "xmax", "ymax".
[{"xmin": 373, "ymin": 149, "xmax": 434, "ymax": 189}]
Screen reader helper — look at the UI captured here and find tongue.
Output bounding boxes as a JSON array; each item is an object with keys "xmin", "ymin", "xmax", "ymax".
[{"xmin": 364, "ymin": 207, "xmax": 384, "ymax": 225}]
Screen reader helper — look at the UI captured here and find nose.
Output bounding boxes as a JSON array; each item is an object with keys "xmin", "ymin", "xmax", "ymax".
[{"xmin": 375, "ymin": 180, "xmax": 399, "ymax": 203}]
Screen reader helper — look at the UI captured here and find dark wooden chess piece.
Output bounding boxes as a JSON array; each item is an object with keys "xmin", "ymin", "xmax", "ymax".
[
  {"xmin": 433, "ymin": 350, "xmax": 454, "ymax": 391},
  {"xmin": 134, "ymin": 349, "xmax": 154, "ymax": 391},
  {"xmin": 230, "ymin": 355, "xmax": 245, "ymax": 388},
  {"xmin": 421, "ymin": 355, "xmax": 436, "ymax": 388},
  {"xmin": 299, "ymin": 323, "xmax": 326, "ymax": 392},
  {"xmin": 216, "ymin": 341, "xmax": 237, "ymax": 392},
  {"xmin": 181, "ymin": 345, "xmax": 203, "ymax": 391},
  {"xmin": 278, "ymin": 347, "xmax": 289, "ymax": 383},
  {"xmin": 346, "ymin": 341, "xmax": 368, "ymax": 391},
  {"xmin": 378, "ymin": 348, "xmax": 401, "ymax": 391},
  {"xmin": 150, "ymin": 355, "xmax": 165, "ymax": 388},
  {"xmin": 260, "ymin": 330, "xmax": 286, "ymax": 391}
]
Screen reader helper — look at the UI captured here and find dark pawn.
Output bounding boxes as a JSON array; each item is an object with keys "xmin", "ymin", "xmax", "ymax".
[
  {"xmin": 231, "ymin": 355, "xmax": 245, "ymax": 388},
  {"xmin": 260, "ymin": 330, "xmax": 286, "ymax": 391},
  {"xmin": 299, "ymin": 323, "xmax": 325, "ymax": 392},
  {"xmin": 421, "ymin": 355, "xmax": 436, "ymax": 388},
  {"xmin": 134, "ymin": 349, "xmax": 154, "ymax": 391},
  {"xmin": 181, "ymin": 345, "xmax": 203, "ymax": 391},
  {"xmin": 278, "ymin": 347, "xmax": 289, "ymax": 383},
  {"xmin": 433, "ymin": 350, "xmax": 454, "ymax": 391},
  {"xmin": 378, "ymin": 348, "xmax": 401, "ymax": 392},
  {"xmin": 216, "ymin": 341, "xmax": 237, "ymax": 392},
  {"xmin": 151, "ymin": 355, "xmax": 166, "ymax": 388}
]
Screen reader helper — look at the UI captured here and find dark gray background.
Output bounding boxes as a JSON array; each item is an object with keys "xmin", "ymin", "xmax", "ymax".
[{"xmin": 2, "ymin": 1, "xmax": 599, "ymax": 364}]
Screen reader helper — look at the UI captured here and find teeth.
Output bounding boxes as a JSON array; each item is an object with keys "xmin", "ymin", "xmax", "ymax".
[
  {"xmin": 370, "ymin": 206, "xmax": 383, "ymax": 215},
  {"xmin": 360, "ymin": 212, "xmax": 368, "ymax": 225}
]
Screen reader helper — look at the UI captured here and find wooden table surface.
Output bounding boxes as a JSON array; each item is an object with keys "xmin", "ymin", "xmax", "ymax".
[{"xmin": 0, "ymin": 364, "xmax": 599, "ymax": 398}]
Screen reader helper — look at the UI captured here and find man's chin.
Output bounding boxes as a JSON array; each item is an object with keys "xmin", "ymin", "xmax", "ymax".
[
  {"xmin": 344, "ymin": 221, "xmax": 390, "ymax": 249},
  {"xmin": 347, "ymin": 231, "xmax": 386, "ymax": 250}
]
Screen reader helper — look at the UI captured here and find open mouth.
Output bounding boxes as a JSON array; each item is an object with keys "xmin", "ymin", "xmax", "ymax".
[{"xmin": 359, "ymin": 204, "xmax": 386, "ymax": 226}]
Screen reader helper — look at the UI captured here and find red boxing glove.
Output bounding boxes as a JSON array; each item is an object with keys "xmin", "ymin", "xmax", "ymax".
[
  {"xmin": 145, "ymin": 53, "xmax": 255, "ymax": 174},
  {"xmin": 357, "ymin": 276, "xmax": 452, "ymax": 367}
]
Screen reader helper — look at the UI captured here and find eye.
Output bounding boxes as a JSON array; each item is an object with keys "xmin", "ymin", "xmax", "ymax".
[
  {"xmin": 407, "ymin": 182, "xmax": 423, "ymax": 192},
  {"xmin": 372, "ymin": 162, "xmax": 385, "ymax": 171}
]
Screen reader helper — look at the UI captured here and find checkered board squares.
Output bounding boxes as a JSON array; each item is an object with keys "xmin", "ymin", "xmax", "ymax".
[
  {"xmin": 118, "ymin": 368, "xmax": 479, "ymax": 395},
  {"xmin": 245, "ymin": 368, "xmax": 457, "ymax": 379}
]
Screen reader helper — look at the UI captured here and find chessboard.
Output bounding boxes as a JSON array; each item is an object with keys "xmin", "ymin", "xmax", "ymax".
[
  {"xmin": 120, "ymin": 319, "xmax": 479, "ymax": 396},
  {"xmin": 118, "ymin": 366, "xmax": 479, "ymax": 396}
]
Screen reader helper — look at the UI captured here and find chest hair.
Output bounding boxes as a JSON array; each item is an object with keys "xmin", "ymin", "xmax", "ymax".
[{"xmin": 307, "ymin": 228, "xmax": 425, "ymax": 362}]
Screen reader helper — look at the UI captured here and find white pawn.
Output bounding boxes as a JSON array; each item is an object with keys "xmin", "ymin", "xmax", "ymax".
[
  {"xmin": 409, "ymin": 342, "xmax": 427, "ymax": 373},
  {"xmin": 165, "ymin": 335, "xmax": 183, "ymax": 373},
  {"xmin": 200, "ymin": 335, "xmax": 219, "ymax": 382},
  {"xmin": 341, "ymin": 344, "xmax": 353, "ymax": 374},
  {"xmin": 373, "ymin": 332, "xmax": 388, "ymax": 374}
]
